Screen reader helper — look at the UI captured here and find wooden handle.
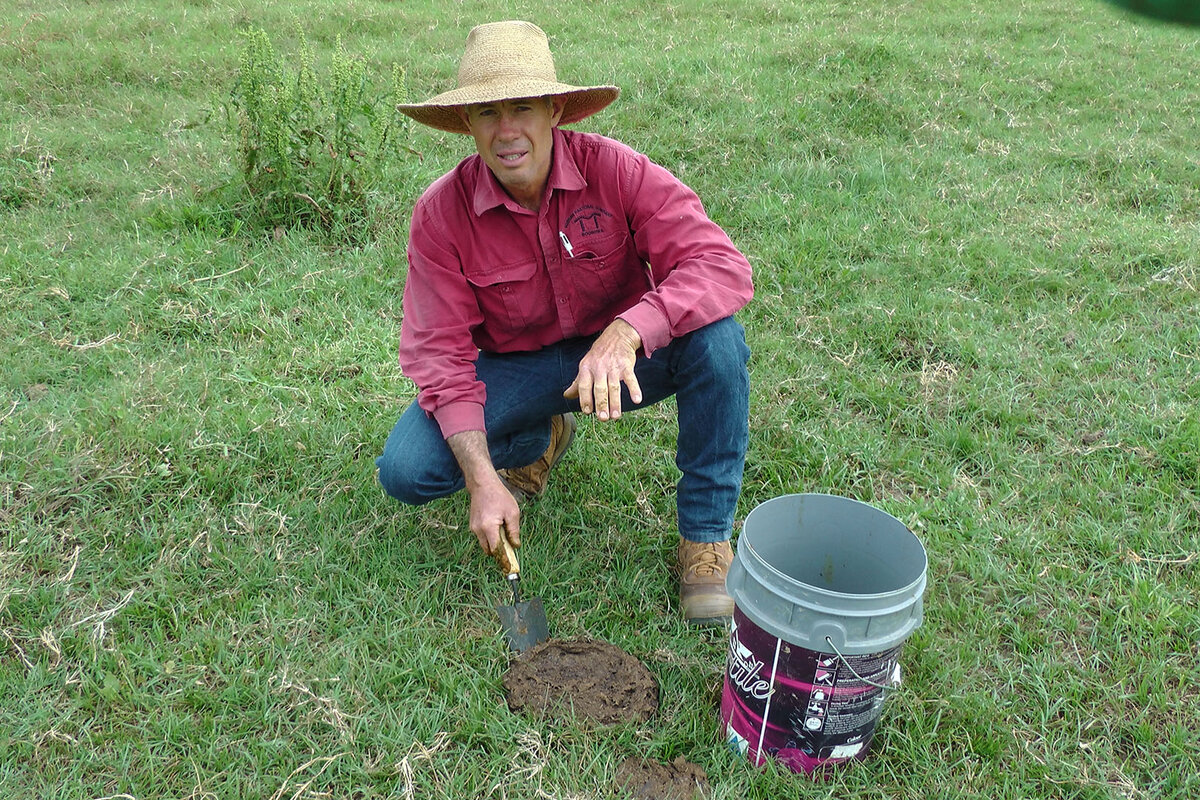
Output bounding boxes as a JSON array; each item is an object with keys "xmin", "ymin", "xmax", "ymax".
[{"xmin": 494, "ymin": 534, "xmax": 520, "ymax": 577}]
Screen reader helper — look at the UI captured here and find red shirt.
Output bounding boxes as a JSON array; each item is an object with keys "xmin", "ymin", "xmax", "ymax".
[{"xmin": 400, "ymin": 128, "xmax": 753, "ymax": 438}]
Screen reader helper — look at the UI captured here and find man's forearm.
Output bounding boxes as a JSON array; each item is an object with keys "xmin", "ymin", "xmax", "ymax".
[
  {"xmin": 446, "ymin": 429, "xmax": 521, "ymax": 553},
  {"xmin": 446, "ymin": 430, "xmax": 498, "ymax": 492}
]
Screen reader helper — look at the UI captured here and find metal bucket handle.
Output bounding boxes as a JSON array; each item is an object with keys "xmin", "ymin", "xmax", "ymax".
[{"xmin": 824, "ymin": 636, "xmax": 902, "ymax": 691}]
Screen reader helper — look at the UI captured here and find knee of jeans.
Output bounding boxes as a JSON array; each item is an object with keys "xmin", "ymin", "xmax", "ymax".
[
  {"xmin": 686, "ymin": 318, "xmax": 750, "ymax": 376},
  {"xmin": 376, "ymin": 456, "xmax": 438, "ymax": 506}
]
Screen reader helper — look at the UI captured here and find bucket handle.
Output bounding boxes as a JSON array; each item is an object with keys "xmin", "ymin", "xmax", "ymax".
[{"xmin": 824, "ymin": 636, "xmax": 900, "ymax": 691}]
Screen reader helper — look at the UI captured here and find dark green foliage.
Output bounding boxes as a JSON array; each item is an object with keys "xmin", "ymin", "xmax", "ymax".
[
  {"xmin": 225, "ymin": 28, "xmax": 409, "ymax": 242},
  {"xmin": 1104, "ymin": 0, "xmax": 1200, "ymax": 25}
]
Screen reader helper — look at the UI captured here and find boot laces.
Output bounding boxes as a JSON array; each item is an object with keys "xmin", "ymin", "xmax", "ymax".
[{"xmin": 688, "ymin": 544, "xmax": 725, "ymax": 577}]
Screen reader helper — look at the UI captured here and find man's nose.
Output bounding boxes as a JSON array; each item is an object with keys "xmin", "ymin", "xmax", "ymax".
[{"xmin": 497, "ymin": 109, "xmax": 519, "ymax": 137}]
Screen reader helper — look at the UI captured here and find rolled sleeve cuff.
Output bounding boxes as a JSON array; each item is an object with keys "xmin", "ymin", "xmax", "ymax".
[
  {"xmin": 433, "ymin": 401, "xmax": 486, "ymax": 439},
  {"xmin": 618, "ymin": 304, "xmax": 671, "ymax": 357}
]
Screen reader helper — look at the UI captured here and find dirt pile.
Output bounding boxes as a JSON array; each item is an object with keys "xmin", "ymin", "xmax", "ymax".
[
  {"xmin": 615, "ymin": 756, "xmax": 709, "ymax": 800},
  {"xmin": 502, "ymin": 638, "xmax": 659, "ymax": 725}
]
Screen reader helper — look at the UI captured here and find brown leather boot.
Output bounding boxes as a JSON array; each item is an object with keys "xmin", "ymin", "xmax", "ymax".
[
  {"xmin": 677, "ymin": 537, "xmax": 735, "ymax": 626},
  {"xmin": 497, "ymin": 413, "xmax": 577, "ymax": 501}
]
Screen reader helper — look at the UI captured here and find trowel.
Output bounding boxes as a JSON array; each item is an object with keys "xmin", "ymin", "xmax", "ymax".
[{"xmin": 493, "ymin": 534, "xmax": 550, "ymax": 653}]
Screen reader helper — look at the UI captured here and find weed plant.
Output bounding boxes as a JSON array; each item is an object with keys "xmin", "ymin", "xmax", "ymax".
[
  {"xmin": 1, "ymin": 1, "xmax": 1198, "ymax": 799},
  {"xmin": 222, "ymin": 28, "xmax": 409, "ymax": 242}
]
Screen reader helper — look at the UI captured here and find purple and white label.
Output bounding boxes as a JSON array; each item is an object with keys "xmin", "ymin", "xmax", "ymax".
[{"xmin": 720, "ymin": 607, "xmax": 903, "ymax": 774}]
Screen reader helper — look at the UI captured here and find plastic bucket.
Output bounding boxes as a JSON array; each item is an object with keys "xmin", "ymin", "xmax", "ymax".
[{"xmin": 720, "ymin": 493, "xmax": 927, "ymax": 774}]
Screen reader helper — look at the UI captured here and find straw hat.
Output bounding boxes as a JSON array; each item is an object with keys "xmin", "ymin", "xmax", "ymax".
[{"xmin": 397, "ymin": 21, "xmax": 619, "ymax": 134}]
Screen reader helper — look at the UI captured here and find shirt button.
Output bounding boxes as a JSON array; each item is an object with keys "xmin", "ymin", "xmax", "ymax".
[{"xmin": 558, "ymin": 297, "xmax": 567, "ymax": 304}]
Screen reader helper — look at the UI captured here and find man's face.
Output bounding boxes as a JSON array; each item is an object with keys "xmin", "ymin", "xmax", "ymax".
[{"xmin": 462, "ymin": 96, "xmax": 565, "ymax": 210}]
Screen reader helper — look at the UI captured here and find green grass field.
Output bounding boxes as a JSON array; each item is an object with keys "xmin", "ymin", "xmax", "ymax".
[{"xmin": 2, "ymin": 0, "xmax": 1198, "ymax": 797}]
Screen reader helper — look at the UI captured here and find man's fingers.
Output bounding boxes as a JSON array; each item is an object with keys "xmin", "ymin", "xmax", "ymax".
[
  {"xmin": 482, "ymin": 522, "xmax": 520, "ymax": 559},
  {"xmin": 504, "ymin": 517, "xmax": 521, "ymax": 549},
  {"xmin": 575, "ymin": 371, "xmax": 594, "ymax": 414},
  {"xmin": 568, "ymin": 356, "xmax": 643, "ymax": 421},
  {"xmin": 481, "ymin": 521, "xmax": 502, "ymax": 553},
  {"xmin": 606, "ymin": 379, "xmax": 623, "ymax": 419},
  {"xmin": 567, "ymin": 320, "xmax": 642, "ymax": 421},
  {"xmin": 593, "ymin": 377, "xmax": 610, "ymax": 419},
  {"xmin": 477, "ymin": 522, "xmax": 504, "ymax": 555},
  {"xmin": 625, "ymin": 371, "xmax": 643, "ymax": 406},
  {"xmin": 566, "ymin": 369, "xmax": 642, "ymax": 421}
]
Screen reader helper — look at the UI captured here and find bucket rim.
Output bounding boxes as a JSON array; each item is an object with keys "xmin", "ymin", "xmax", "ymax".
[
  {"xmin": 739, "ymin": 535, "xmax": 928, "ymax": 601},
  {"xmin": 739, "ymin": 493, "xmax": 928, "ymax": 600}
]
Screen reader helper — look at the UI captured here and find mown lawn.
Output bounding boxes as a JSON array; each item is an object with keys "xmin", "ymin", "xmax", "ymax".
[{"xmin": 2, "ymin": 1, "xmax": 1197, "ymax": 798}]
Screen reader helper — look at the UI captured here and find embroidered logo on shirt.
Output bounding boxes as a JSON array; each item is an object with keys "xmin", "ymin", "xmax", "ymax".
[{"xmin": 565, "ymin": 205, "xmax": 615, "ymax": 238}]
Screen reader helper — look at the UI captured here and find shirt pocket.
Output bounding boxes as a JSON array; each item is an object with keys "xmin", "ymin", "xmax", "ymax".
[
  {"xmin": 570, "ymin": 232, "xmax": 636, "ymax": 304},
  {"xmin": 464, "ymin": 258, "xmax": 539, "ymax": 330}
]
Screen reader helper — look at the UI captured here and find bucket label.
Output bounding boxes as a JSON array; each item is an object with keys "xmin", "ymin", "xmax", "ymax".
[{"xmin": 720, "ymin": 607, "xmax": 903, "ymax": 774}]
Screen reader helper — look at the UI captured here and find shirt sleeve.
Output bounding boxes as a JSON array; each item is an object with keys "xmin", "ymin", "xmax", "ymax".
[
  {"xmin": 398, "ymin": 199, "xmax": 488, "ymax": 439},
  {"xmin": 613, "ymin": 149, "xmax": 754, "ymax": 356}
]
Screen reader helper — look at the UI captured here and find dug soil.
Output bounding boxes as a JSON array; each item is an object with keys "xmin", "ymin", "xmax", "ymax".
[
  {"xmin": 615, "ymin": 756, "xmax": 710, "ymax": 800},
  {"xmin": 502, "ymin": 639, "xmax": 659, "ymax": 725}
]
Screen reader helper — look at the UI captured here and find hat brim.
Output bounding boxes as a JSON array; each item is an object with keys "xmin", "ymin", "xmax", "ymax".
[{"xmin": 398, "ymin": 82, "xmax": 619, "ymax": 134}]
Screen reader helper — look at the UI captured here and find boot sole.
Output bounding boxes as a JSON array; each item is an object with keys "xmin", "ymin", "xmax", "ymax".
[{"xmin": 681, "ymin": 592, "xmax": 734, "ymax": 627}]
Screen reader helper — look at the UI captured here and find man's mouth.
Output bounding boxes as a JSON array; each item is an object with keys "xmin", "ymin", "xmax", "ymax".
[{"xmin": 498, "ymin": 151, "xmax": 527, "ymax": 163}]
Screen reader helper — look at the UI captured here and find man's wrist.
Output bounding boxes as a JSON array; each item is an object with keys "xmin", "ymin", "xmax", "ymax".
[{"xmin": 612, "ymin": 318, "xmax": 642, "ymax": 351}]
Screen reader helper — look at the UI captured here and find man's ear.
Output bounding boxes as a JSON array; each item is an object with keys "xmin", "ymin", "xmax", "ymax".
[
  {"xmin": 549, "ymin": 96, "xmax": 566, "ymax": 126},
  {"xmin": 456, "ymin": 106, "xmax": 472, "ymax": 130}
]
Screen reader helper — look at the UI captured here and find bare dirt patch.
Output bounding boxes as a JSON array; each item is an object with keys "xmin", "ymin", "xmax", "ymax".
[
  {"xmin": 615, "ymin": 756, "xmax": 710, "ymax": 800},
  {"xmin": 502, "ymin": 639, "xmax": 659, "ymax": 725}
]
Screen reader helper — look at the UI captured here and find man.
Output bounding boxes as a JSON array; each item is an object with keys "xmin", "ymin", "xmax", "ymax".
[{"xmin": 377, "ymin": 20, "xmax": 753, "ymax": 626}]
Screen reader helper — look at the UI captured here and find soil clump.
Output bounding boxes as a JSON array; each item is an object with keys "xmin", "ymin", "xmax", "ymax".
[
  {"xmin": 502, "ymin": 639, "xmax": 659, "ymax": 725},
  {"xmin": 614, "ymin": 756, "xmax": 710, "ymax": 800}
]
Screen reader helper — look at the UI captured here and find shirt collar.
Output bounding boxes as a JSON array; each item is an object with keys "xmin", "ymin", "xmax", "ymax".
[{"xmin": 470, "ymin": 128, "xmax": 586, "ymax": 216}]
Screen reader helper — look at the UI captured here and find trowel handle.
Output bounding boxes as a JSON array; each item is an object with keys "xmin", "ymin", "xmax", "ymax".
[{"xmin": 494, "ymin": 533, "xmax": 520, "ymax": 578}]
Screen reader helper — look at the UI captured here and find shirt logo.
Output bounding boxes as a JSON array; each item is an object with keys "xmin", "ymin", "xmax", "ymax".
[{"xmin": 565, "ymin": 204, "xmax": 615, "ymax": 238}]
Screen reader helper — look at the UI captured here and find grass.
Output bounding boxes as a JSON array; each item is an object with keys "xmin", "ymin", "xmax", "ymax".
[{"xmin": 2, "ymin": 0, "xmax": 1198, "ymax": 798}]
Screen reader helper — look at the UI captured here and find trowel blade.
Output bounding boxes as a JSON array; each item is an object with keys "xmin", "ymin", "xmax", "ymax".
[{"xmin": 496, "ymin": 596, "xmax": 550, "ymax": 653}]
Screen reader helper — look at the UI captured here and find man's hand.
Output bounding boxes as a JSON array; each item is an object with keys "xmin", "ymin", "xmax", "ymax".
[
  {"xmin": 467, "ymin": 475, "xmax": 521, "ymax": 555},
  {"xmin": 564, "ymin": 319, "xmax": 643, "ymax": 421},
  {"xmin": 447, "ymin": 431, "xmax": 521, "ymax": 555}
]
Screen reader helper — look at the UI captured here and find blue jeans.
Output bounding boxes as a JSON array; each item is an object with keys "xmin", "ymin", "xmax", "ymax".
[{"xmin": 376, "ymin": 317, "xmax": 750, "ymax": 543}]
